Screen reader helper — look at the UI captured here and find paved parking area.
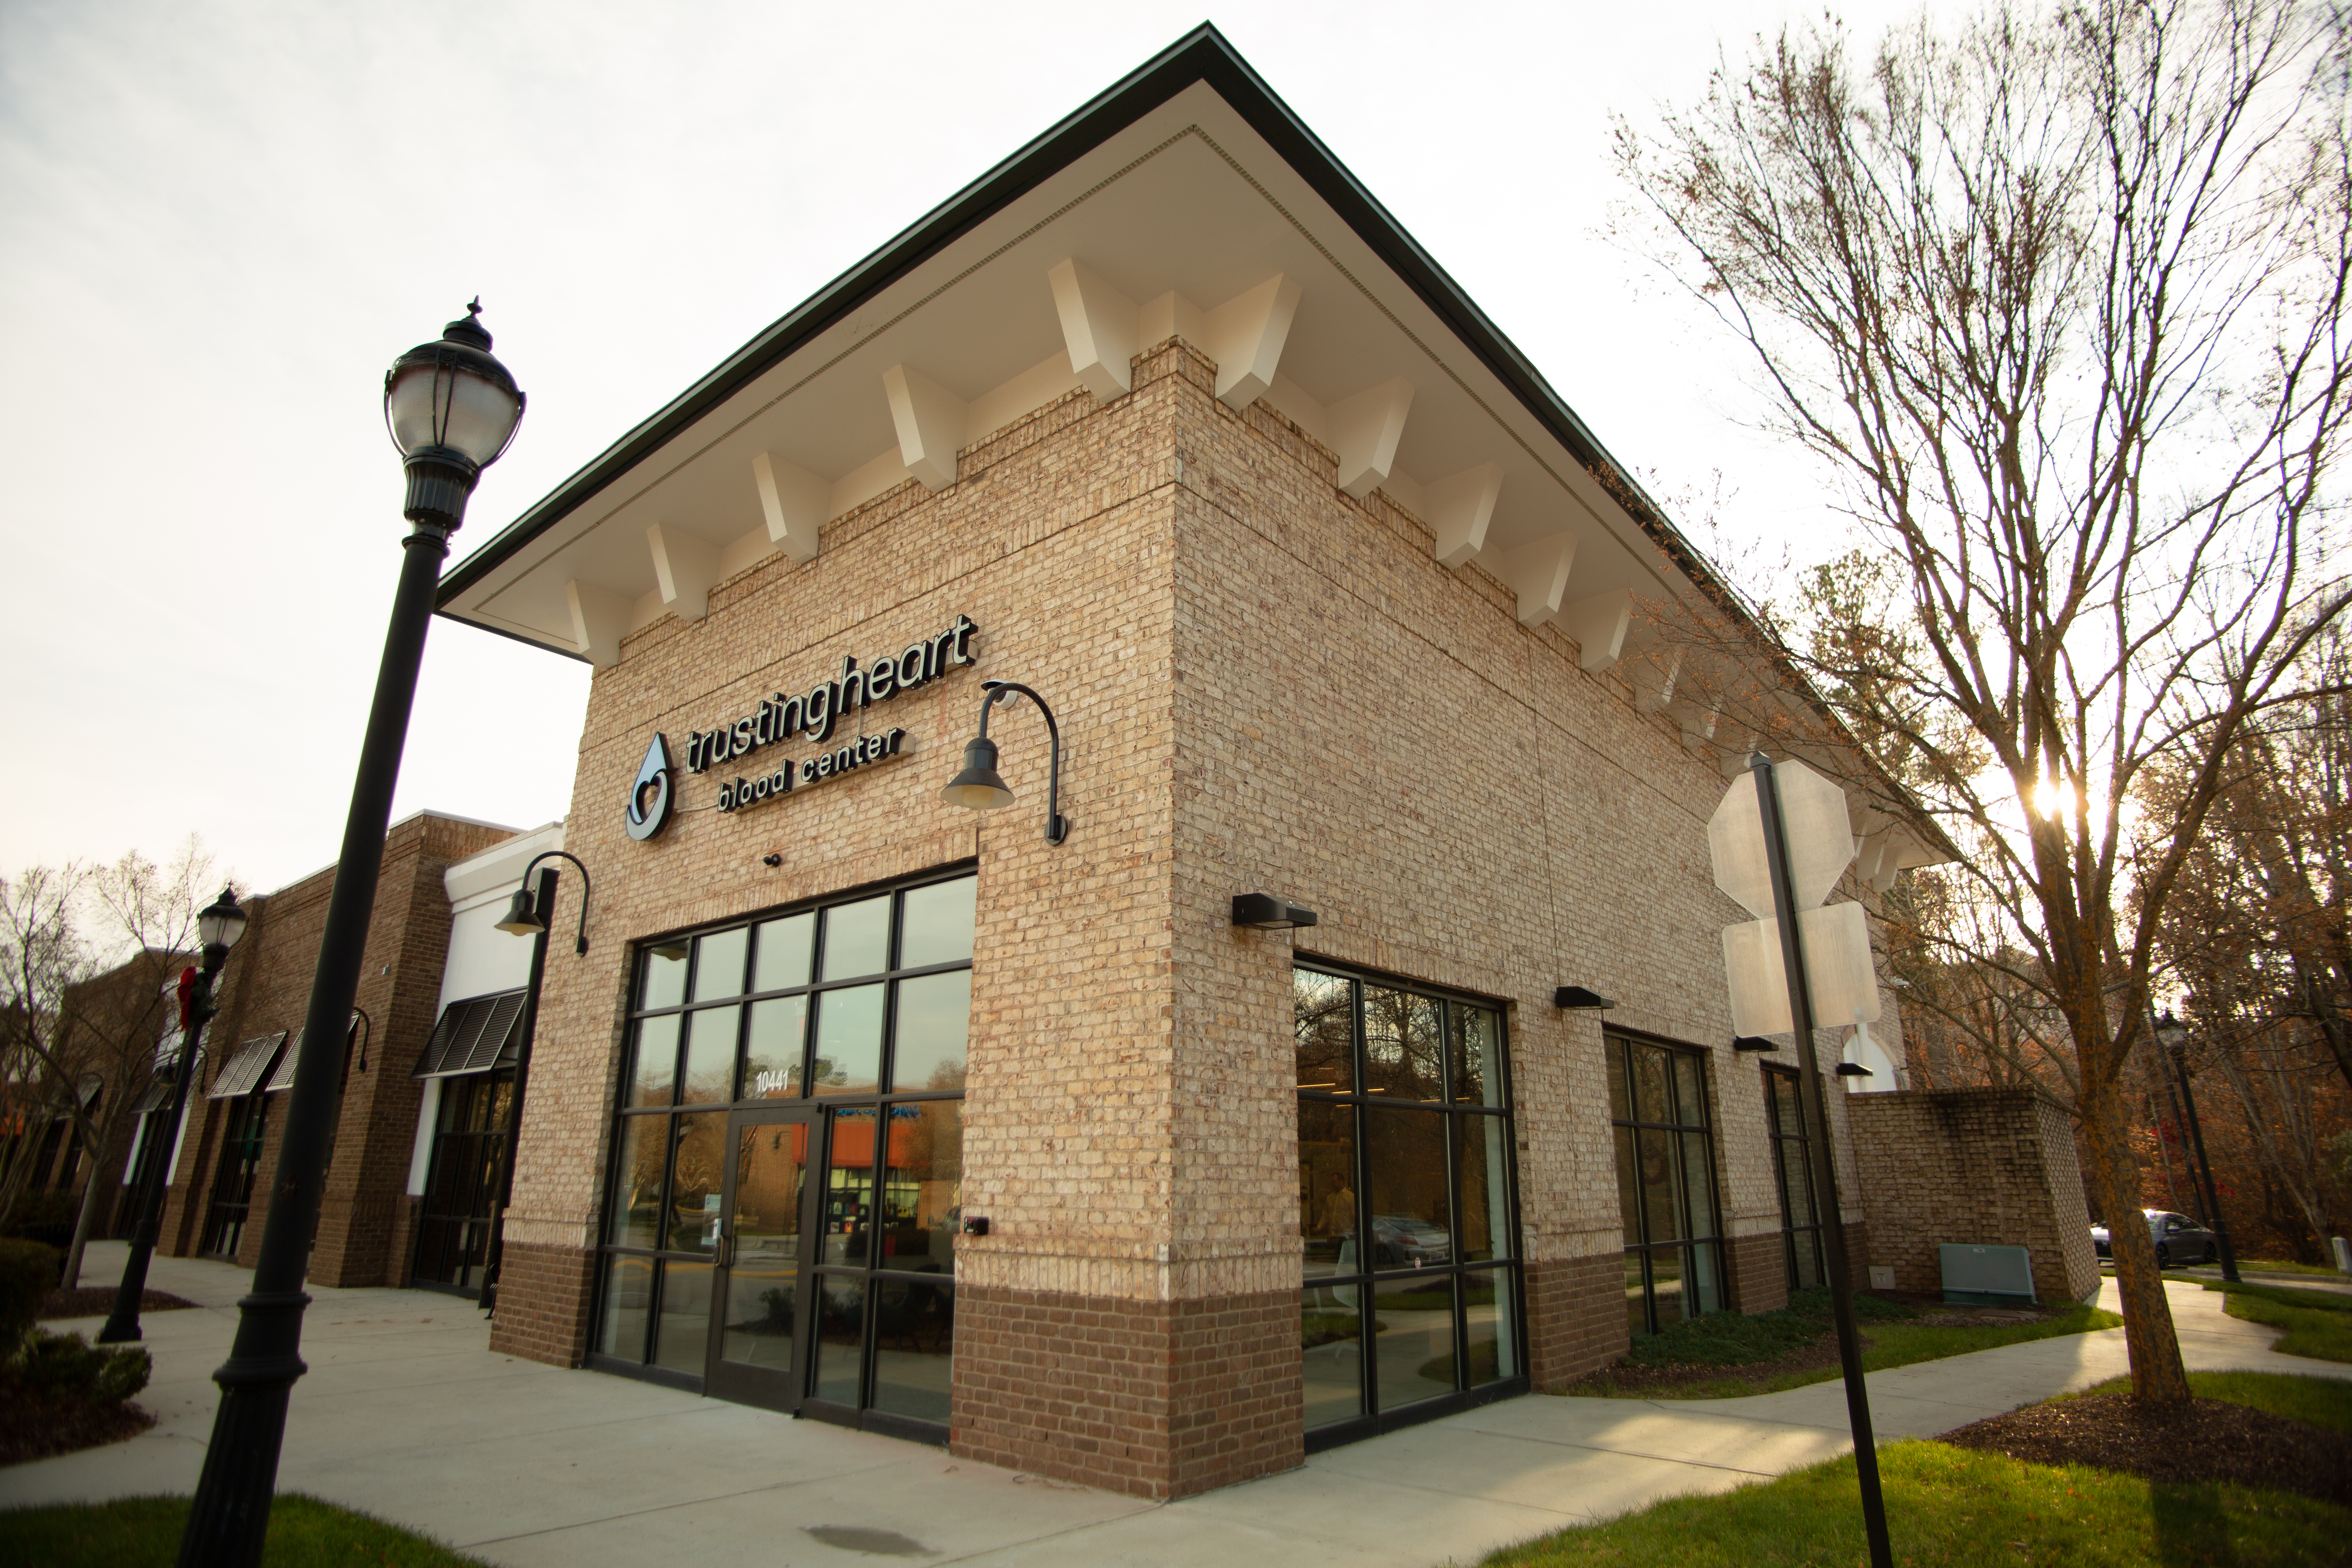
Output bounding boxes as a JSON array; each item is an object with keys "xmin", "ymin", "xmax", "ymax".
[{"xmin": 4, "ymin": 1243, "xmax": 2342, "ymax": 1566}]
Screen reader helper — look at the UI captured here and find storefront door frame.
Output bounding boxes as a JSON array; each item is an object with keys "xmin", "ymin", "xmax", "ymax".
[{"xmin": 705, "ymin": 1103, "xmax": 820, "ymax": 1411}]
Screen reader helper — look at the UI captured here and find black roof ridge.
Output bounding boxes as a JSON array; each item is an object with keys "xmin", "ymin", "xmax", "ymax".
[{"xmin": 436, "ymin": 21, "xmax": 1661, "ymax": 608}]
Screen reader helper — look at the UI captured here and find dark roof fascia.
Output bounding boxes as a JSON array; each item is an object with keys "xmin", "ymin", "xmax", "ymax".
[{"xmin": 436, "ymin": 22, "xmax": 1664, "ymax": 608}]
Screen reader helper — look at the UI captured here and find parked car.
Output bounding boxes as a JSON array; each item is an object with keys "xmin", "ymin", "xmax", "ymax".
[{"xmin": 2090, "ymin": 1209, "xmax": 2218, "ymax": 1266}]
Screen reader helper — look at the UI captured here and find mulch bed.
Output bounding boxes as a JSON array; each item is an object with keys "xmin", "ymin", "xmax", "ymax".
[
  {"xmin": 38, "ymin": 1286, "xmax": 198, "ymax": 1321},
  {"xmin": 1940, "ymin": 1392, "xmax": 2352, "ymax": 1507},
  {"xmin": 1568, "ymin": 1333, "xmax": 1856, "ymax": 1394},
  {"xmin": 0, "ymin": 1373, "xmax": 154, "ymax": 1468}
]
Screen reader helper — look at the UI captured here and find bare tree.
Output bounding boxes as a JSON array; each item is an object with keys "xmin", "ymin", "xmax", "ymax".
[
  {"xmin": 1617, "ymin": 0, "xmax": 2352, "ymax": 1401},
  {"xmin": 0, "ymin": 865, "xmax": 91, "ymax": 1239},
  {"xmin": 0, "ymin": 842, "xmax": 217, "ymax": 1288}
]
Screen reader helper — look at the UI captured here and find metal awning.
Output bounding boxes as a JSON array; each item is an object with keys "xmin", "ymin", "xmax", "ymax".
[
  {"xmin": 129, "ymin": 1080, "xmax": 172, "ymax": 1114},
  {"xmin": 413, "ymin": 991, "xmax": 528, "ymax": 1079},
  {"xmin": 208, "ymin": 1033, "xmax": 288, "ymax": 1099},
  {"xmin": 264, "ymin": 1029, "xmax": 304, "ymax": 1093}
]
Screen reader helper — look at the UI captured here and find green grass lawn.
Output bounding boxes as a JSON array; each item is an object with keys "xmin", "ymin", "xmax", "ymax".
[
  {"xmin": 1477, "ymin": 1441, "xmax": 2345, "ymax": 1566},
  {"xmin": 1577, "ymin": 1290, "xmax": 2121, "ymax": 1399},
  {"xmin": 2204, "ymin": 1278, "xmax": 2352, "ymax": 1363},
  {"xmin": 0, "ymin": 1494, "xmax": 490, "ymax": 1568},
  {"xmin": 2225, "ymin": 1258, "xmax": 2350, "ymax": 1277}
]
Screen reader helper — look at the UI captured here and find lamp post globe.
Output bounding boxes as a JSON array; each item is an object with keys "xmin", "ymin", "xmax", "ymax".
[
  {"xmin": 196, "ymin": 886, "xmax": 249, "ymax": 954},
  {"xmin": 383, "ymin": 300, "xmax": 526, "ymax": 530},
  {"xmin": 178, "ymin": 305, "xmax": 523, "ymax": 1568}
]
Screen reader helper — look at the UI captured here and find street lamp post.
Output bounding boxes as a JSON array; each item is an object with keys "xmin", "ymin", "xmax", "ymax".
[
  {"xmin": 478, "ymin": 850, "xmax": 593, "ymax": 1314},
  {"xmin": 2157, "ymin": 1011, "xmax": 2239, "ymax": 1283},
  {"xmin": 176, "ymin": 303, "xmax": 523, "ymax": 1568},
  {"xmin": 98, "ymin": 888, "xmax": 249, "ymax": 1344}
]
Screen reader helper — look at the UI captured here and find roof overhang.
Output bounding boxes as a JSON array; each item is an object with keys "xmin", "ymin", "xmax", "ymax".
[{"xmin": 436, "ymin": 24, "xmax": 1724, "ymax": 671}]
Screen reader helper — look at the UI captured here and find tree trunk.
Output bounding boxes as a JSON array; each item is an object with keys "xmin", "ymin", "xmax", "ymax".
[
  {"xmin": 2078, "ymin": 1068, "xmax": 2192, "ymax": 1403},
  {"xmin": 59, "ymin": 1150, "xmax": 107, "ymax": 1291}
]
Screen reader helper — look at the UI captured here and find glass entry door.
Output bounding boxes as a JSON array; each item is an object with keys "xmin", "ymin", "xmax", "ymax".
[{"xmin": 706, "ymin": 1105, "xmax": 817, "ymax": 1410}]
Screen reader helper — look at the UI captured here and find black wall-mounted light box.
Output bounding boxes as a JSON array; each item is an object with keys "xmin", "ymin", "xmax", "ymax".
[
  {"xmin": 1732, "ymin": 1036, "xmax": 1780, "ymax": 1053},
  {"xmin": 1835, "ymin": 1062, "xmax": 1875, "ymax": 1078},
  {"xmin": 1232, "ymin": 893, "xmax": 1317, "ymax": 930},
  {"xmin": 1552, "ymin": 985, "xmax": 1617, "ymax": 1010},
  {"xmin": 961, "ymin": 1217, "xmax": 990, "ymax": 1237}
]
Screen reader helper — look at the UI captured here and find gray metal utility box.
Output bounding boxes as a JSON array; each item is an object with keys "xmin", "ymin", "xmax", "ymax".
[{"xmin": 1940, "ymin": 1243, "xmax": 2038, "ymax": 1306}]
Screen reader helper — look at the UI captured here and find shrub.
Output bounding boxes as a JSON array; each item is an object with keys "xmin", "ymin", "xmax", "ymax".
[
  {"xmin": 1788, "ymin": 1285, "xmax": 1915, "ymax": 1321},
  {"xmin": 18, "ymin": 1328, "xmax": 151, "ymax": 1405},
  {"xmin": 0, "ymin": 1237, "xmax": 60, "ymax": 1349},
  {"xmin": 4, "ymin": 1189, "xmax": 84, "ymax": 1235}
]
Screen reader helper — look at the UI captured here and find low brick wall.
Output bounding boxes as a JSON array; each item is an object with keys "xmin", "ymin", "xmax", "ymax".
[
  {"xmin": 1849, "ymin": 1089, "xmax": 2098, "ymax": 1304},
  {"xmin": 951, "ymin": 1284, "xmax": 1301, "ymax": 1500},
  {"xmin": 486, "ymin": 1241, "xmax": 598, "ymax": 1367},
  {"xmin": 1525, "ymin": 1252, "xmax": 1626, "ymax": 1389}
]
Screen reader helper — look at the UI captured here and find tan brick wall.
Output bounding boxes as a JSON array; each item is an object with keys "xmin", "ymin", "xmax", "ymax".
[
  {"xmin": 494, "ymin": 330, "xmax": 1900, "ymax": 1495},
  {"xmin": 1849, "ymin": 1089, "xmax": 2099, "ymax": 1304}
]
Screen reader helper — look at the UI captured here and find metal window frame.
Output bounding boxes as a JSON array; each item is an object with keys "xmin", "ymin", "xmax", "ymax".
[
  {"xmin": 1292, "ymin": 960, "xmax": 1528, "ymax": 1453},
  {"xmin": 1606, "ymin": 1031, "xmax": 1728, "ymax": 1336}
]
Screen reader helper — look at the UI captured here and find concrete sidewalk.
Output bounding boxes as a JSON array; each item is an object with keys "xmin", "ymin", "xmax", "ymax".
[{"xmin": 4, "ymin": 1244, "xmax": 2343, "ymax": 1567}]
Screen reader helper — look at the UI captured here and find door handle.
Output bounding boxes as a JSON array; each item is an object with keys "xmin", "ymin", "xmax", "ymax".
[{"xmin": 716, "ymin": 1234, "xmax": 735, "ymax": 1268}]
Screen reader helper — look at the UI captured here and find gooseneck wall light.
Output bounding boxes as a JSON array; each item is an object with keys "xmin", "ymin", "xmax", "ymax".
[
  {"xmin": 479, "ymin": 849, "xmax": 592, "ymax": 1312},
  {"xmin": 178, "ymin": 305, "xmax": 523, "ymax": 1568},
  {"xmin": 100, "ymin": 887, "xmax": 248, "ymax": 1346},
  {"xmin": 942, "ymin": 679, "xmax": 1069, "ymax": 844}
]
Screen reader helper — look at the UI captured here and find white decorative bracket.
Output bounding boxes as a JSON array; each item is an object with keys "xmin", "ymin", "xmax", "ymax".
[
  {"xmin": 1423, "ymin": 464, "xmax": 1503, "ymax": 567},
  {"xmin": 1204, "ymin": 275, "xmax": 1302, "ymax": 410},
  {"xmin": 1048, "ymin": 258, "xmax": 1140, "ymax": 403},
  {"xmin": 646, "ymin": 524, "xmax": 719, "ymax": 622},
  {"xmin": 752, "ymin": 452, "xmax": 826, "ymax": 563},
  {"xmin": 1559, "ymin": 588, "xmax": 1632, "ymax": 673},
  {"xmin": 882, "ymin": 364, "xmax": 968, "ymax": 492},
  {"xmin": 565, "ymin": 579, "xmax": 630, "ymax": 668},
  {"xmin": 1503, "ymin": 534, "xmax": 1577, "ymax": 627},
  {"xmin": 1632, "ymin": 645, "xmax": 1684, "ymax": 713},
  {"xmin": 1329, "ymin": 378, "xmax": 1415, "ymax": 499}
]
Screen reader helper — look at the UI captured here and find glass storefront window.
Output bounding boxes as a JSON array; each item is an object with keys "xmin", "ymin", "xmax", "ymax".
[
  {"xmin": 1293, "ymin": 964, "xmax": 1521, "ymax": 1443},
  {"xmin": 1766, "ymin": 1066, "xmax": 1826, "ymax": 1289},
  {"xmin": 594, "ymin": 869, "xmax": 973, "ymax": 1437},
  {"xmin": 1608, "ymin": 1034, "xmax": 1726, "ymax": 1336}
]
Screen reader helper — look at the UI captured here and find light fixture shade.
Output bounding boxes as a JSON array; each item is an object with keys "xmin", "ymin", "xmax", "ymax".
[
  {"xmin": 941, "ymin": 735, "xmax": 1016, "ymax": 811},
  {"xmin": 494, "ymin": 887, "xmax": 545, "ymax": 937},
  {"xmin": 196, "ymin": 888, "xmax": 248, "ymax": 952},
  {"xmin": 1232, "ymin": 893, "xmax": 1317, "ymax": 930},
  {"xmin": 383, "ymin": 303, "xmax": 525, "ymax": 468},
  {"xmin": 1553, "ymin": 985, "xmax": 1618, "ymax": 1010}
]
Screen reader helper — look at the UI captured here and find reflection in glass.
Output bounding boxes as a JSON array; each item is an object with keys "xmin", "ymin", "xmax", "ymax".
[
  {"xmin": 1680, "ymin": 1131, "xmax": 1717, "ymax": 1243},
  {"xmin": 821, "ymin": 895, "xmax": 890, "ymax": 981},
  {"xmin": 822, "ymin": 1109, "xmax": 877, "ymax": 1264},
  {"xmin": 814, "ymin": 1276, "xmax": 865, "ymax": 1405},
  {"xmin": 1463, "ymin": 1270, "xmax": 1517, "ymax": 1384},
  {"xmin": 811, "ymin": 984, "xmax": 884, "ymax": 1096},
  {"xmin": 721, "ymin": 1118, "xmax": 805, "ymax": 1370},
  {"xmin": 1624, "ymin": 1254, "xmax": 1649, "ymax": 1337},
  {"xmin": 1454, "ymin": 1115, "xmax": 1512, "ymax": 1262},
  {"xmin": 640, "ymin": 942, "xmax": 688, "ymax": 1011},
  {"xmin": 1688, "ymin": 1240, "xmax": 1724, "ymax": 1315},
  {"xmin": 679, "ymin": 1005, "xmax": 739, "ymax": 1105},
  {"xmin": 1672, "ymin": 1050, "xmax": 1705, "ymax": 1129},
  {"xmin": 898, "ymin": 876, "xmax": 977, "ymax": 969},
  {"xmin": 1294, "ymin": 970, "xmax": 1354, "ymax": 1091},
  {"xmin": 1365, "ymin": 1107, "xmax": 1450, "ymax": 1268},
  {"xmin": 653, "ymin": 1259, "xmax": 712, "ymax": 1372},
  {"xmin": 1606, "ymin": 1045, "xmax": 1631, "ymax": 1122},
  {"xmin": 1363, "ymin": 988, "xmax": 1442, "ymax": 1100},
  {"xmin": 1372, "ymin": 1276, "xmax": 1456, "ymax": 1410},
  {"xmin": 753, "ymin": 912, "xmax": 813, "ymax": 993},
  {"xmin": 693, "ymin": 927, "xmax": 748, "ymax": 1002},
  {"xmin": 1449, "ymin": 1006, "xmax": 1506, "ymax": 1107},
  {"xmin": 890, "ymin": 971, "xmax": 970, "ymax": 1092},
  {"xmin": 608, "ymin": 1117, "xmax": 665, "ymax": 1249},
  {"xmin": 664, "ymin": 1114, "xmax": 725, "ymax": 1253},
  {"xmin": 870, "ymin": 1278, "xmax": 954, "ymax": 1421},
  {"xmin": 1650, "ymin": 1251, "xmax": 1686, "ymax": 1328},
  {"xmin": 597, "ymin": 1253, "xmax": 653, "ymax": 1361},
  {"xmin": 1301, "ymin": 1285, "xmax": 1363, "ymax": 1429},
  {"xmin": 630, "ymin": 1015, "xmax": 679, "ymax": 1108},
  {"xmin": 1638, "ymin": 1128, "xmax": 1683, "ymax": 1244},
  {"xmin": 879, "ymin": 1101, "xmax": 960, "ymax": 1273},
  {"xmin": 1613, "ymin": 1126, "xmax": 1641, "ymax": 1246},
  {"xmin": 1634, "ymin": 1045, "xmax": 1673, "ymax": 1125},
  {"xmin": 743, "ymin": 997, "xmax": 806, "ymax": 1099},
  {"xmin": 1297, "ymin": 1100, "xmax": 1357, "ymax": 1278}
]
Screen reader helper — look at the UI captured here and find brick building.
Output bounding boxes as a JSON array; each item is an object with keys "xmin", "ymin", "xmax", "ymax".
[
  {"xmin": 426, "ymin": 28, "xmax": 1978, "ymax": 1499},
  {"xmin": 154, "ymin": 809, "xmax": 515, "ymax": 1283}
]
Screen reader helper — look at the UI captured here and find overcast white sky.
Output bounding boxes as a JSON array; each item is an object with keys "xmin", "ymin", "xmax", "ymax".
[{"xmin": 0, "ymin": 0, "xmax": 1921, "ymax": 897}]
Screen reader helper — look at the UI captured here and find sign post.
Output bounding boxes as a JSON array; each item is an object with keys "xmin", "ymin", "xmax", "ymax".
[{"xmin": 1711, "ymin": 753, "xmax": 1893, "ymax": 1568}]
